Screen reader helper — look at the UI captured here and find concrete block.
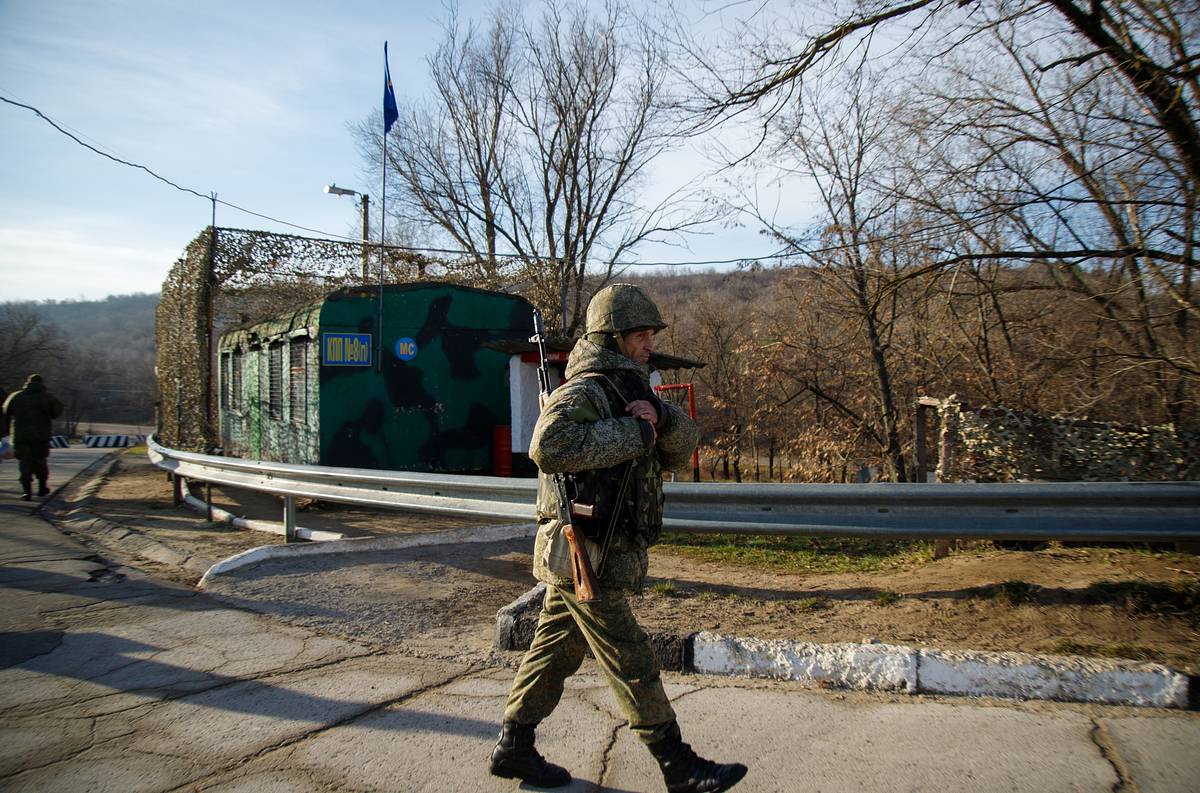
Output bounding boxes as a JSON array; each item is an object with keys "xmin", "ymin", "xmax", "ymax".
[
  {"xmin": 691, "ymin": 632, "xmax": 917, "ymax": 692},
  {"xmin": 648, "ymin": 630, "xmax": 688, "ymax": 672},
  {"xmin": 493, "ymin": 582, "xmax": 545, "ymax": 650},
  {"xmin": 493, "ymin": 584, "xmax": 689, "ymax": 670},
  {"xmin": 918, "ymin": 648, "xmax": 1191, "ymax": 708}
]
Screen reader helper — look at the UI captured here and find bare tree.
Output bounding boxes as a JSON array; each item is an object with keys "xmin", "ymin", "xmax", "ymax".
[
  {"xmin": 0, "ymin": 305, "xmax": 64, "ymax": 391},
  {"xmin": 692, "ymin": 0, "xmax": 1199, "ymax": 182},
  {"xmin": 746, "ymin": 66, "xmax": 919, "ymax": 479},
  {"xmin": 684, "ymin": 0, "xmax": 1198, "ymax": 427},
  {"xmin": 881, "ymin": 8, "xmax": 1200, "ymax": 423},
  {"xmin": 361, "ymin": 0, "xmax": 712, "ymax": 334}
]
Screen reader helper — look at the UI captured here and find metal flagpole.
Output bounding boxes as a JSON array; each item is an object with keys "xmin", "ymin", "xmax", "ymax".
[
  {"xmin": 377, "ymin": 129, "xmax": 386, "ymax": 374},
  {"xmin": 378, "ymin": 42, "xmax": 398, "ymax": 374}
]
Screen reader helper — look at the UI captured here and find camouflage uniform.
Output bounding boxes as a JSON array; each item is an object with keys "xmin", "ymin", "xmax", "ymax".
[
  {"xmin": 2, "ymin": 374, "xmax": 64, "ymax": 499},
  {"xmin": 503, "ymin": 300, "xmax": 699, "ymax": 745}
]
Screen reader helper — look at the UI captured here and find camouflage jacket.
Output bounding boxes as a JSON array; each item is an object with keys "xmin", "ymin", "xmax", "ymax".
[
  {"xmin": 2, "ymin": 379, "xmax": 63, "ymax": 445},
  {"xmin": 530, "ymin": 336, "xmax": 699, "ymax": 592}
]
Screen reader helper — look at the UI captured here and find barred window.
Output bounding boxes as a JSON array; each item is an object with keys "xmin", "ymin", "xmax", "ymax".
[
  {"xmin": 251, "ymin": 345, "xmax": 263, "ymax": 412},
  {"xmin": 220, "ymin": 353, "xmax": 231, "ymax": 410},
  {"xmin": 231, "ymin": 348, "xmax": 244, "ymax": 410},
  {"xmin": 268, "ymin": 342, "xmax": 284, "ymax": 420},
  {"xmin": 289, "ymin": 337, "xmax": 308, "ymax": 425}
]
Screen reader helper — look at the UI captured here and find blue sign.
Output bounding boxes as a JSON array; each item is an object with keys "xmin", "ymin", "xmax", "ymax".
[
  {"xmin": 395, "ymin": 337, "xmax": 419, "ymax": 361},
  {"xmin": 322, "ymin": 333, "xmax": 372, "ymax": 366}
]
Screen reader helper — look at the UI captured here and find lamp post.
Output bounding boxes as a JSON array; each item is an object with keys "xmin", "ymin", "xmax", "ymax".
[{"xmin": 324, "ymin": 184, "xmax": 370, "ymax": 281}]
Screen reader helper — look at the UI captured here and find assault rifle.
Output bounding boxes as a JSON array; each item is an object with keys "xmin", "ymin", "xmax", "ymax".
[{"xmin": 530, "ymin": 309, "xmax": 601, "ymax": 603}]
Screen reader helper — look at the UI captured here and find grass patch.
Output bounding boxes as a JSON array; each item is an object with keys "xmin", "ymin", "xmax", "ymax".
[
  {"xmin": 970, "ymin": 580, "xmax": 1040, "ymax": 606},
  {"xmin": 649, "ymin": 581, "xmax": 682, "ymax": 597},
  {"xmin": 794, "ymin": 597, "xmax": 826, "ymax": 612},
  {"xmin": 873, "ymin": 590, "xmax": 901, "ymax": 606},
  {"xmin": 1051, "ymin": 640, "xmax": 1160, "ymax": 662},
  {"xmin": 657, "ymin": 533, "xmax": 935, "ymax": 575}
]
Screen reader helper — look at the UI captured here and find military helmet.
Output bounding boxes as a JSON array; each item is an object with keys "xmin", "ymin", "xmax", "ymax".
[{"xmin": 585, "ymin": 283, "xmax": 666, "ymax": 334}]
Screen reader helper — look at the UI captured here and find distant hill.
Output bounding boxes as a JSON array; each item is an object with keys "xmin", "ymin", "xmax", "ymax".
[
  {"xmin": 32, "ymin": 293, "xmax": 158, "ymax": 355},
  {"xmin": 1, "ymin": 293, "xmax": 159, "ymax": 431}
]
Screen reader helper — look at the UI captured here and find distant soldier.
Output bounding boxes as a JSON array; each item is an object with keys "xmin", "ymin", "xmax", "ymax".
[
  {"xmin": 489, "ymin": 285, "xmax": 747, "ymax": 792},
  {"xmin": 2, "ymin": 374, "xmax": 64, "ymax": 500}
]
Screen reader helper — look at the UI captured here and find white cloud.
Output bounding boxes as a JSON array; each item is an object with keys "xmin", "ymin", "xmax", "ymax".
[{"xmin": 0, "ymin": 227, "xmax": 174, "ymax": 301}]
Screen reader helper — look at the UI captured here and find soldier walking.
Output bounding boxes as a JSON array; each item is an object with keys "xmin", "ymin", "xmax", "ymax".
[
  {"xmin": 2, "ymin": 374, "xmax": 64, "ymax": 500},
  {"xmin": 489, "ymin": 285, "xmax": 747, "ymax": 792}
]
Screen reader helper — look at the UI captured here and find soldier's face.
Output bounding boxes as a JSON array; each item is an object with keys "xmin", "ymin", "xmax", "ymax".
[{"xmin": 617, "ymin": 328, "xmax": 654, "ymax": 364}]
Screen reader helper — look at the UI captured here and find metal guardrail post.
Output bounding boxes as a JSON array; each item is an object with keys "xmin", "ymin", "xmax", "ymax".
[
  {"xmin": 206, "ymin": 482, "xmax": 213, "ymax": 522},
  {"xmin": 283, "ymin": 496, "xmax": 296, "ymax": 543},
  {"xmin": 172, "ymin": 474, "xmax": 182, "ymax": 506},
  {"xmin": 915, "ymin": 396, "xmax": 957, "ymax": 559}
]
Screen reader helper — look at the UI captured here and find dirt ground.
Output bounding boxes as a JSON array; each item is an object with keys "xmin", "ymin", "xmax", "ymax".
[{"xmin": 87, "ymin": 451, "xmax": 1200, "ymax": 674}]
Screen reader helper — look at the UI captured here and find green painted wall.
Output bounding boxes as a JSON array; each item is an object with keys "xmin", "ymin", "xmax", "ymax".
[
  {"xmin": 218, "ymin": 283, "xmax": 532, "ymax": 473},
  {"xmin": 218, "ymin": 301, "xmax": 322, "ymax": 464},
  {"xmin": 317, "ymin": 283, "xmax": 531, "ymax": 473}
]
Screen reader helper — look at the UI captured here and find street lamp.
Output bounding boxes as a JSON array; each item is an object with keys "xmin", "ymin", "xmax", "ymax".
[{"xmin": 324, "ymin": 184, "xmax": 370, "ymax": 281}]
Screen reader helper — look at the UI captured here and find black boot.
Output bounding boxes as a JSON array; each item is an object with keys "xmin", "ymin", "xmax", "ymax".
[
  {"xmin": 37, "ymin": 481, "xmax": 49, "ymax": 497},
  {"xmin": 647, "ymin": 721, "xmax": 747, "ymax": 793},
  {"xmin": 488, "ymin": 721, "xmax": 571, "ymax": 788},
  {"xmin": 20, "ymin": 480, "xmax": 32, "ymax": 501}
]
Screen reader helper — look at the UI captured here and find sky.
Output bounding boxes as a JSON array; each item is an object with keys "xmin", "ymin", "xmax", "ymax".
[{"xmin": 0, "ymin": 0, "xmax": 805, "ymax": 303}]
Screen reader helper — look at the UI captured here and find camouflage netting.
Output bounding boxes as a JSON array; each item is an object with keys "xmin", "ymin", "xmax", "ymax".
[
  {"xmin": 156, "ymin": 227, "xmax": 556, "ymax": 452},
  {"xmin": 935, "ymin": 396, "xmax": 1200, "ymax": 482}
]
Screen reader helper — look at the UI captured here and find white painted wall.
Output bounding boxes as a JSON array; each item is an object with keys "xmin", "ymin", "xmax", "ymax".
[{"xmin": 509, "ymin": 357, "xmax": 562, "ymax": 454}]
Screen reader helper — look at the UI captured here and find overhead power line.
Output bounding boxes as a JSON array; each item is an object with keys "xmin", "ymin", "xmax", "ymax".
[
  {"xmin": 0, "ymin": 93, "xmax": 804, "ymax": 266},
  {"xmin": 2, "ymin": 95, "xmax": 211, "ymax": 201},
  {"xmin": 4, "ymin": 94, "xmax": 1174, "ymax": 272},
  {"xmin": 2, "ymin": 95, "xmax": 371, "ymax": 243}
]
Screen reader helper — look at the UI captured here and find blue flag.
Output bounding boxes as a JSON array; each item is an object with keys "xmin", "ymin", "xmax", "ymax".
[{"xmin": 383, "ymin": 41, "xmax": 398, "ymax": 135}]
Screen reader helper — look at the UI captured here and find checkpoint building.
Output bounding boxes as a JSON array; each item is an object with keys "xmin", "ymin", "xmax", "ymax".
[{"xmin": 217, "ymin": 282, "xmax": 701, "ymax": 476}]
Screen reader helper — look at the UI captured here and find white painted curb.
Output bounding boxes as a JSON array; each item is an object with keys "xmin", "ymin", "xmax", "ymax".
[
  {"xmin": 918, "ymin": 647, "xmax": 1191, "ymax": 709},
  {"xmin": 690, "ymin": 632, "xmax": 1192, "ymax": 709},
  {"xmin": 197, "ymin": 522, "xmax": 537, "ymax": 589},
  {"xmin": 693, "ymin": 632, "xmax": 917, "ymax": 692}
]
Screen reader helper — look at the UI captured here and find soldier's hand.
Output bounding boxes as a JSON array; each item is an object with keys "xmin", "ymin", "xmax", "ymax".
[
  {"xmin": 626, "ymin": 400, "xmax": 659, "ymax": 426},
  {"xmin": 627, "ymin": 400, "xmax": 659, "ymax": 445}
]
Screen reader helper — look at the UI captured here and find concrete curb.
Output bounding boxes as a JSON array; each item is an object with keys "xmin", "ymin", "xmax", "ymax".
[
  {"xmin": 917, "ymin": 646, "xmax": 1192, "ymax": 708},
  {"xmin": 494, "ymin": 588, "xmax": 1196, "ymax": 710},
  {"xmin": 42, "ymin": 452, "xmax": 220, "ymax": 578},
  {"xmin": 197, "ymin": 522, "xmax": 537, "ymax": 588},
  {"xmin": 692, "ymin": 633, "xmax": 917, "ymax": 692},
  {"xmin": 692, "ymin": 633, "xmax": 1193, "ymax": 709}
]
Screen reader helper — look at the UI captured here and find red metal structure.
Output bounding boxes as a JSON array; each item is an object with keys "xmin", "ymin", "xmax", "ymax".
[{"xmin": 653, "ymin": 382, "xmax": 700, "ymax": 482}]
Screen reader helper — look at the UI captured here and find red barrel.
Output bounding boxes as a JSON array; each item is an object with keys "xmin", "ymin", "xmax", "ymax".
[{"xmin": 492, "ymin": 425, "xmax": 513, "ymax": 476}]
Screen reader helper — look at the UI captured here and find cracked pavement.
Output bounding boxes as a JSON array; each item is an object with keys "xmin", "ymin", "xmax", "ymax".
[{"xmin": 2, "ymin": 449, "xmax": 1199, "ymax": 792}]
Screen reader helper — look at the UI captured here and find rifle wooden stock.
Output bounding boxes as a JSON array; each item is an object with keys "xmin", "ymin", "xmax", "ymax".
[{"xmin": 561, "ymin": 522, "xmax": 600, "ymax": 603}]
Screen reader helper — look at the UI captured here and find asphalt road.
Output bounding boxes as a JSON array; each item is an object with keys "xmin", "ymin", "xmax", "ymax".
[{"xmin": 1, "ymin": 447, "xmax": 1198, "ymax": 792}]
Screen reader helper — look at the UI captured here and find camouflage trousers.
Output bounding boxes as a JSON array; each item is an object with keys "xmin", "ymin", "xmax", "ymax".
[{"xmin": 503, "ymin": 583, "xmax": 676, "ymax": 744}]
